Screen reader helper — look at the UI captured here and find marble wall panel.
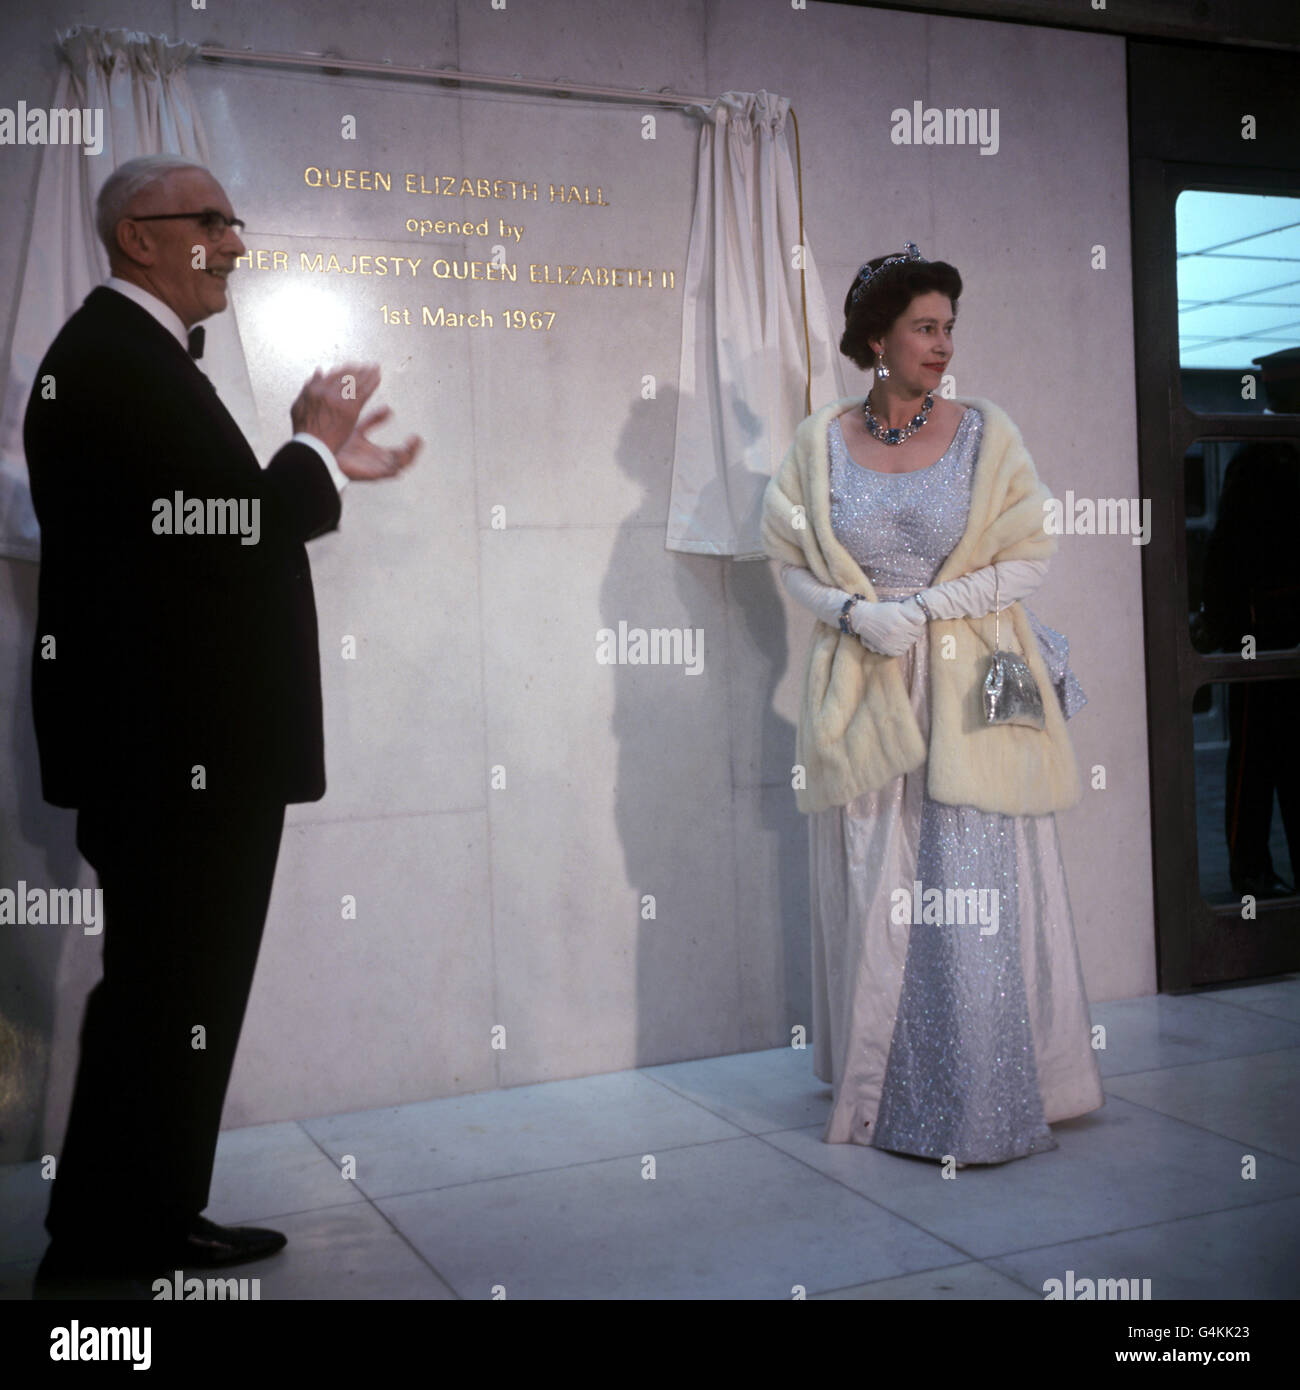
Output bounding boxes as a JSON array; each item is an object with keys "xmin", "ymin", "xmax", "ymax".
[{"xmin": 0, "ymin": 0, "xmax": 1154, "ymax": 1156}]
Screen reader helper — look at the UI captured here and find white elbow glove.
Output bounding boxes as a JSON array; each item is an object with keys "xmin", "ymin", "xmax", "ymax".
[
  {"xmin": 907, "ymin": 559, "xmax": 1048, "ymax": 623},
  {"xmin": 779, "ymin": 562, "xmax": 857, "ymax": 629},
  {"xmin": 780, "ymin": 563, "xmax": 926, "ymax": 657}
]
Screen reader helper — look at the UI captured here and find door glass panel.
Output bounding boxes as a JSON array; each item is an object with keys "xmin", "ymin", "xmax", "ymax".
[
  {"xmin": 1186, "ymin": 437, "xmax": 1300, "ymax": 658},
  {"xmin": 1176, "ymin": 189, "xmax": 1300, "ymax": 414}
]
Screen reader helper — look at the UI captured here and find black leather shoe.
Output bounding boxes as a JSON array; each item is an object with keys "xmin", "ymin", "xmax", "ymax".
[{"xmin": 172, "ymin": 1215, "xmax": 287, "ymax": 1268}]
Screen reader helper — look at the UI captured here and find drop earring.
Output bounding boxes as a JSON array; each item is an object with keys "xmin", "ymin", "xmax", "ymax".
[{"xmin": 875, "ymin": 352, "xmax": 890, "ymax": 380}]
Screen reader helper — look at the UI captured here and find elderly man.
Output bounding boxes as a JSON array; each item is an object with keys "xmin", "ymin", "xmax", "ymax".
[{"xmin": 25, "ymin": 155, "xmax": 420, "ymax": 1297}]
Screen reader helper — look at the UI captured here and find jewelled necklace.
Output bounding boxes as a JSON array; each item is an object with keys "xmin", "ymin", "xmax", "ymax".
[{"xmin": 864, "ymin": 389, "xmax": 934, "ymax": 445}]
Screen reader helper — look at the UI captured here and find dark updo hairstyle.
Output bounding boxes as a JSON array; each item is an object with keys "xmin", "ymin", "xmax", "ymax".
[{"xmin": 840, "ymin": 254, "xmax": 962, "ymax": 371}]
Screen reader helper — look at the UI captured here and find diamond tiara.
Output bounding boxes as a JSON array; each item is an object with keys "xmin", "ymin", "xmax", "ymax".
[{"xmin": 849, "ymin": 242, "xmax": 928, "ymax": 307}]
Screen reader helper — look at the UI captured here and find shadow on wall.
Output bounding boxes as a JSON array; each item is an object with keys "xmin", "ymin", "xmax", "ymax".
[{"xmin": 604, "ymin": 379, "xmax": 808, "ymax": 1065}]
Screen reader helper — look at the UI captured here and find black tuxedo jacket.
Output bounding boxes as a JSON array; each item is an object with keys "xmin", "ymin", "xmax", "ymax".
[{"xmin": 24, "ymin": 285, "xmax": 342, "ymax": 807}]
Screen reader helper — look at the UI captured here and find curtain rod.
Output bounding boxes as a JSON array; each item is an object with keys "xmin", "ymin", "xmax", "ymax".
[{"xmin": 198, "ymin": 46, "xmax": 716, "ymax": 109}]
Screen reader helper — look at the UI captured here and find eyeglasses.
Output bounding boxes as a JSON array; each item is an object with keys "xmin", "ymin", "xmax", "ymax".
[{"xmin": 127, "ymin": 209, "xmax": 246, "ymax": 237}]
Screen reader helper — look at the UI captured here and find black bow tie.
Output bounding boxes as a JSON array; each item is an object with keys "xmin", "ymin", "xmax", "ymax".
[{"xmin": 187, "ymin": 325, "xmax": 205, "ymax": 360}]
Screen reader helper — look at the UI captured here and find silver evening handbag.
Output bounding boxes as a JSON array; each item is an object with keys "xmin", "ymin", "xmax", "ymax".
[{"xmin": 982, "ymin": 566, "xmax": 1045, "ymax": 729}]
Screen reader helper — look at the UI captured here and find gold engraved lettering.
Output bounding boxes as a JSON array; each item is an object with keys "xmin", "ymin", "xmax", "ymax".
[
  {"xmin": 421, "ymin": 305, "xmax": 496, "ymax": 328},
  {"xmin": 234, "ymin": 249, "xmax": 289, "ymax": 272},
  {"xmin": 298, "ymin": 252, "xmax": 425, "ymax": 276},
  {"xmin": 427, "ymin": 259, "xmax": 517, "ymax": 284},
  {"xmin": 527, "ymin": 264, "xmax": 672, "ymax": 289},
  {"xmin": 303, "ymin": 167, "xmax": 391, "ymax": 192},
  {"xmin": 403, "ymin": 174, "xmax": 537, "ymax": 200},
  {"xmin": 547, "ymin": 185, "xmax": 609, "ymax": 206}
]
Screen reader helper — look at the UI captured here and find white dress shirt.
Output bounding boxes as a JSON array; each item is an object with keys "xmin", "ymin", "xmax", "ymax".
[{"xmin": 103, "ymin": 276, "xmax": 348, "ymax": 492}]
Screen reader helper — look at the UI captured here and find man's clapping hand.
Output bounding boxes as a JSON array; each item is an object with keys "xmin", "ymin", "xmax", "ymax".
[
  {"xmin": 336, "ymin": 405, "xmax": 422, "ymax": 481},
  {"xmin": 290, "ymin": 363, "xmax": 380, "ymax": 454},
  {"xmin": 290, "ymin": 363, "xmax": 421, "ymax": 481}
]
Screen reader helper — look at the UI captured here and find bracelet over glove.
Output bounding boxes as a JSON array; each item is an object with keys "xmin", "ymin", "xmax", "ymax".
[
  {"xmin": 779, "ymin": 564, "xmax": 927, "ymax": 656},
  {"xmin": 904, "ymin": 558, "xmax": 1048, "ymax": 622}
]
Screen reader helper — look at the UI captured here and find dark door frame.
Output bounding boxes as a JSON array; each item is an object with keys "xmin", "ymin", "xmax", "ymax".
[{"xmin": 1129, "ymin": 40, "xmax": 1300, "ymax": 989}]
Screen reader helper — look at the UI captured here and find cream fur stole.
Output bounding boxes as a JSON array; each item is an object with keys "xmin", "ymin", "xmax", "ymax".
[{"xmin": 761, "ymin": 394, "xmax": 1082, "ymax": 816}]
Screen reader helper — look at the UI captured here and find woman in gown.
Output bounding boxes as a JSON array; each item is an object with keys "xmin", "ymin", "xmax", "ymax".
[{"xmin": 765, "ymin": 244, "xmax": 1104, "ymax": 1165}]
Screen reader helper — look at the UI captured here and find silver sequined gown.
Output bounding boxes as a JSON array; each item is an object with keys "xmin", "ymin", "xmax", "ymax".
[{"xmin": 811, "ymin": 406, "xmax": 1104, "ymax": 1163}]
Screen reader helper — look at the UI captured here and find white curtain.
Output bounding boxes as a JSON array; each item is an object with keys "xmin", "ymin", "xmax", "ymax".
[
  {"xmin": 0, "ymin": 25, "xmax": 257, "ymax": 561},
  {"xmin": 668, "ymin": 90, "xmax": 844, "ymax": 559}
]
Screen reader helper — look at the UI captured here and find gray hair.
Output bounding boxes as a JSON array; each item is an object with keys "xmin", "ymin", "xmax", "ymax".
[{"xmin": 96, "ymin": 154, "xmax": 212, "ymax": 257}]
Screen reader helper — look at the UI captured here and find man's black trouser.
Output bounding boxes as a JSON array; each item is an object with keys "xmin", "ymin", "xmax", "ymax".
[
  {"xmin": 1225, "ymin": 678, "xmax": 1300, "ymax": 888},
  {"xmin": 46, "ymin": 796, "xmax": 286, "ymax": 1259}
]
